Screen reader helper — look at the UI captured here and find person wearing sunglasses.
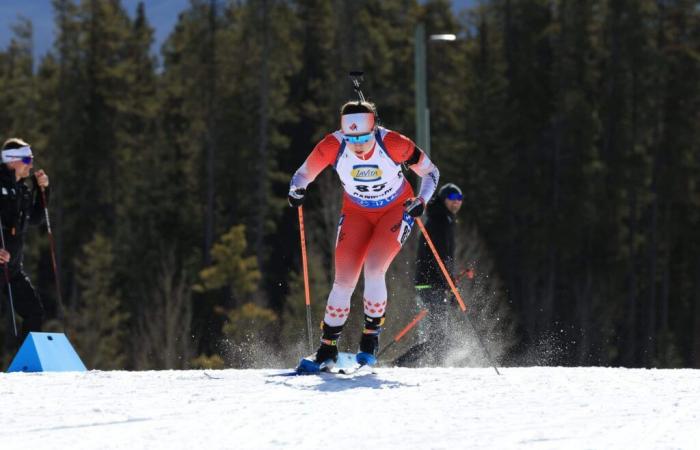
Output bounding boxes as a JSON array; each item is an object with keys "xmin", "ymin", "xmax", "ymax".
[
  {"xmin": 395, "ymin": 183, "xmax": 464, "ymax": 367},
  {"xmin": 0, "ymin": 138, "xmax": 50, "ymax": 345},
  {"xmin": 288, "ymin": 100, "xmax": 440, "ymax": 371}
]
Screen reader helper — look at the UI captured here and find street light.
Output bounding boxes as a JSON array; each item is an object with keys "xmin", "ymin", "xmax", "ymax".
[
  {"xmin": 429, "ymin": 34, "xmax": 457, "ymax": 42},
  {"xmin": 414, "ymin": 23, "xmax": 457, "ymax": 157}
]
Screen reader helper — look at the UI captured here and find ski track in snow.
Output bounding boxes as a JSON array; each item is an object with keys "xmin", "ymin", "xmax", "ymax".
[{"xmin": 1, "ymin": 367, "xmax": 698, "ymax": 449}]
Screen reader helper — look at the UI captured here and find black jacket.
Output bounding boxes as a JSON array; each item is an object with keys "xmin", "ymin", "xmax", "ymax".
[
  {"xmin": 414, "ymin": 198, "xmax": 456, "ymax": 290},
  {"xmin": 0, "ymin": 165, "xmax": 48, "ymax": 275}
]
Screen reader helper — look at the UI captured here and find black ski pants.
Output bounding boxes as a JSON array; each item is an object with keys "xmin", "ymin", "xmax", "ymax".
[{"xmin": 1, "ymin": 270, "xmax": 44, "ymax": 345}]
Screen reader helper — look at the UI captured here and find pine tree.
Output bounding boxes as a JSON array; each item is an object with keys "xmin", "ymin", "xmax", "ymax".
[
  {"xmin": 271, "ymin": 0, "xmax": 339, "ymax": 346},
  {"xmin": 0, "ymin": 17, "xmax": 38, "ymax": 139},
  {"xmin": 194, "ymin": 225, "xmax": 261, "ymax": 298},
  {"xmin": 421, "ymin": 0, "xmax": 469, "ymax": 177},
  {"xmin": 42, "ymin": 0, "xmax": 136, "ymax": 309},
  {"xmin": 547, "ymin": 0, "xmax": 607, "ymax": 364},
  {"xmin": 71, "ymin": 233, "xmax": 128, "ymax": 369},
  {"xmin": 135, "ymin": 248, "xmax": 194, "ymax": 369},
  {"xmin": 650, "ymin": 0, "xmax": 700, "ymax": 367}
]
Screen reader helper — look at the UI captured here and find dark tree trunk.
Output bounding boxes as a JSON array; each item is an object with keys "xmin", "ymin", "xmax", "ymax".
[
  {"xmin": 203, "ymin": 0, "xmax": 218, "ymax": 265},
  {"xmin": 624, "ymin": 192, "xmax": 639, "ymax": 366},
  {"xmin": 575, "ymin": 267, "xmax": 593, "ymax": 365},
  {"xmin": 255, "ymin": 0, "xmax": 270, "ymax": 269},
  {"xmin": 693, "ymin": 257, "xmax": 700, "ymax": 368},
  {"xmin": 646, "ymin": 153, "xmax": 660, "ymax": 367},
  {"xmin": 659, "ymin": 239, "xmax": 670, "ymax": 366},
  {"xmin": 55, "ymin": 0, "xmax": 72, "ymax": 312}
]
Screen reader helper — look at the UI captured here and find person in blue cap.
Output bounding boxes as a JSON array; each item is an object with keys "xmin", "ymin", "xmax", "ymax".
[{"xmin": 396, "ymin": 183, "xmax": 464, "ymax": 366}]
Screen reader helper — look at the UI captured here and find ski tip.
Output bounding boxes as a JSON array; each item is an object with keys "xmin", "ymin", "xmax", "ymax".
[{"xmin": 267, "ymin": 371, "xmax": 303, "ymax": 377}]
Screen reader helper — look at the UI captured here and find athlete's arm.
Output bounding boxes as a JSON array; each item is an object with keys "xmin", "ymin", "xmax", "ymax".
[
  {"xmin": 290, "ymin": 134, "xmax": 340, "ymax": 190},
  {"xmin": 383, "ymin": 131, "xmax": 440, "ymax": 202}
]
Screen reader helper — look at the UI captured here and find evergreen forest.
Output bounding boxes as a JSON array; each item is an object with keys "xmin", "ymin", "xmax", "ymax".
[{"xmin": 0, "ymin": 0, "xmax": 699, "ymax": 369}]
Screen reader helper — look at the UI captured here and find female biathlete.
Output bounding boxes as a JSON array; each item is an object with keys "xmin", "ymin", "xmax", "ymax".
[{"xmin": 288, "ymin": 100, "xmax": 440, "ymax": 371}]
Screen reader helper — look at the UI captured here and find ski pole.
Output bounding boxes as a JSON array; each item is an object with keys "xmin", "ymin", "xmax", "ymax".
[
  {"xmin": 298, "ymin": 206, "xmax": 314, "ymax": 353},
  {"xmin": 38, "ymin": 185, "xmax": 66, "ymax": 329},
  {"xmin": 465, "ymin": 313, "xmax": 500, "ymax": 375},
  {"xmin": 377, "ymin": 309, "xmax": 428, "ymax": 358},
  {"xmin": 416, "ymin": 219, "xmax": 500, "ymax": 375},
  {"xmin": 453, "ymin": 266, "xmax": 501, "ymax": 375},
  {"xmin": 455, "ymin": 268, "xmax": 501, "ymax": 375},
  {"xmin": 0, "ymin": 215, "xmax": 17, "ymax": 337},
  {"xmin": 415, "ymin": 218, "xmax": 467, "ymax": 312}
]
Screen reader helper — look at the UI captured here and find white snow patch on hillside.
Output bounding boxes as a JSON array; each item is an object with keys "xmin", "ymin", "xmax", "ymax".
[{"xmin": 1, "ymin": 367, "xmax": 699, "ymax": 449}]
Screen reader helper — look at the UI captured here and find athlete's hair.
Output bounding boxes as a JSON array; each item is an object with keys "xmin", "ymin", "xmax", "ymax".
[
  {"xmin": 340, "ymin": 100, "xmax": 377, "ymax": 117},
  {"xmin": 2, "ymin": 137, "xmax": 29, "ymax": 151}
]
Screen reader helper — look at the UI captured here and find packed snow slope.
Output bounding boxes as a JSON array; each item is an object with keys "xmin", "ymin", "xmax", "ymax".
[{"xmin": 1, "ymin": 367, "xmax": 699, "ymax": 449}]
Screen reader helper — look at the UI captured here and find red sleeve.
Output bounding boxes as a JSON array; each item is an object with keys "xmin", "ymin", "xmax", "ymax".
[
  {"xmin": 305, "ymin": 134, "xmax": 340, "ymax": 172},
  {"xmin": 291, "ymin": 134, "xmax": 341, "ymax": 187},
  {"xmin": 382, "ymin": 131, "xmax": 416, "ymax": 163}
]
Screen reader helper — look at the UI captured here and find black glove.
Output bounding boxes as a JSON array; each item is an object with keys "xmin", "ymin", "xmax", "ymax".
[
  {"xmin": 288, "ymin": 187, "xmax": 306, "ymax": 207},
  {"xmin": 404, "ymin": 197, "xmax": 425, "ymax": 217}
]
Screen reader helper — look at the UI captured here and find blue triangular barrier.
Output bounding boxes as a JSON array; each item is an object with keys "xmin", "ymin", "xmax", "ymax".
[{"xmin": 7, "ymin": 332, "xmax": 87, "ymax": 372}]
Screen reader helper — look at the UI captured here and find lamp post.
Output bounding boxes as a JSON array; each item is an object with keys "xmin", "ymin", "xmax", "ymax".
[
  {"xmin": 414, "ymin": 23, "xmax": 457, "ymax": 157},
  {"xmin": 415, "ymin": 23, "xmax": 429, "ymax": 156}
]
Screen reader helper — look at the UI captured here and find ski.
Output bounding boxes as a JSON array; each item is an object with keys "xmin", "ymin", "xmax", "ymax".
[
  {"xmin": 268, "ymin": 366, "xmax": 376, "ymax": 378},
  {"xmin": 269, "ymin": 352, "xmax": 376, "ymax": 377},
  {"xmin": 335, "ymin": 363, "xmax": 376, "ymax": 376}
]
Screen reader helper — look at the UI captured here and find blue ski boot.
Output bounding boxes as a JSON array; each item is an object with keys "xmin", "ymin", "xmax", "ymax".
[
  {"xmin": 356, "ymin": 314, "xmax": 383, "ymax": 366},
  {"xmin": 296, "ymin": 323, "xmax": 343, "ymax": 374},
  {"xmin": 356, "ymin": 351, "xmax": 377, "ymax": 366},
  {"xmin": 296, "ymin": 357, "xmax": 324, "ymax": 374}
]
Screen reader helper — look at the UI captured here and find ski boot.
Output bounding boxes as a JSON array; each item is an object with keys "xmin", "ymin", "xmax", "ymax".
[
  {"xmin": 296, "ymin": 323, "xmax": 343, "ymax": 374},
  {"xmin": 356, "ymin": 315, "xmax": 384, "ymax": 366}
]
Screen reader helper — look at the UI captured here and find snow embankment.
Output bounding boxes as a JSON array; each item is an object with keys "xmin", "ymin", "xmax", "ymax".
[{"xmin": 1, "ymin": 367, "xmax": 698, "ymax": 449}]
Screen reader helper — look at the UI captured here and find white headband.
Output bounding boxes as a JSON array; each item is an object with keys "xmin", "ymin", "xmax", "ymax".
[
  {"xmin": 1, "ymin": 146, "xmax": 33, "ymax": 163},
  {"xmin": 341, "ymin": 113, "xmax": 375, "ymax": 135}
]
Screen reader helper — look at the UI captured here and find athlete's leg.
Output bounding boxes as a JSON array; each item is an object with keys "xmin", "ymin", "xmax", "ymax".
[
  {"xmin": 323, "ymin": 211, "xmax": 373, "ymax": 327},
  {"xmin": 359, "ymin": 205, "xmax": 413, "ymax": 355},
  {"xmin": 313, "ymin": 211, "xmax": 374, "ymax": 364},
  {"xmin": 362, "ymin": 205, "xmax": 411, "ymax": 315}
]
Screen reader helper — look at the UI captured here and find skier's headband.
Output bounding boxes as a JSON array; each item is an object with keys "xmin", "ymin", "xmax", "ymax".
[
  {"xmin": 1, "ymin": 146, "xmax": 33, "ymax": 164},
  {"xmin": 341, "ymin": 113, "xmax": 375, "ymax": 136}
]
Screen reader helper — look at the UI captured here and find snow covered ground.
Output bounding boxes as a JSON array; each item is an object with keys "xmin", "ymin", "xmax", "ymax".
[{"xmin": 1, "ymin": 367, "xmax": 698, "ymax": 449}]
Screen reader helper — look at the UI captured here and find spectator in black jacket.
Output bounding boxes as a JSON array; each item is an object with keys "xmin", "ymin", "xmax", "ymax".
[
  {"xmin": 0, "ymin": 138, "xmax": 49, "ymax": 344},
  {"xmin": 395, "ymin": 183, "xmax": 463, "ymax": 366}
]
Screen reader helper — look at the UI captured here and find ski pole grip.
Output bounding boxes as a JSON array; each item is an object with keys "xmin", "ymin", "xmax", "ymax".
[{"xmin": 415, "ymin": 218, "xmax": 467, "ymax": 312}]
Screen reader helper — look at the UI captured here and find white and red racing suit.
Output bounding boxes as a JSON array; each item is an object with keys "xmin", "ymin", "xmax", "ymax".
[{"xmin": 290, "ymin": 126, "xmax": 439, "ymax": 326}]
